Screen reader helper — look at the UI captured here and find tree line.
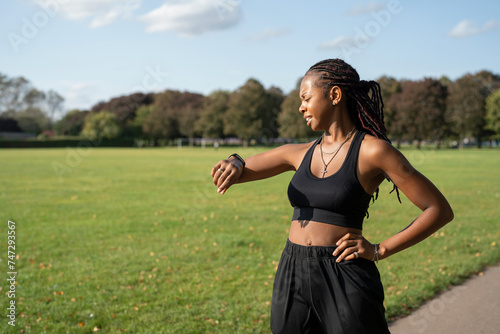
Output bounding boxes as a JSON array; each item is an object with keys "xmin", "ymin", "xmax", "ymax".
[
  {"xmin": 0, "ymin": 73, "xmax": 63, "ymax": 135},
  {"xmin": 1, "ymin": 70, "xmax": 500, "ymax": 148}
]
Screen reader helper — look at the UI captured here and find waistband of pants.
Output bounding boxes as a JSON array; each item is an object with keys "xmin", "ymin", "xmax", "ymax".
[{"xmin": 283, "ymin": 239, "xmax": 338, "ymax": 259}]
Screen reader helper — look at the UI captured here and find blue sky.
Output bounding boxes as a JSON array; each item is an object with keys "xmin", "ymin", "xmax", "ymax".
[{"xmin": 1, "ymin": 0, "xmax": 499, "ymax": 117}]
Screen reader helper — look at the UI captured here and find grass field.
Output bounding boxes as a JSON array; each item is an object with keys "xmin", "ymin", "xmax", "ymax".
[{"xmin": 1, "ymin": 145, "xmax": 499, "ymax": 333}]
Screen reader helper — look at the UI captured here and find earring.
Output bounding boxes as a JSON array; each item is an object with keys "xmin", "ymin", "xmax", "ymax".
[{"xmin": 332, "ymin": 101, "xmax": 337, "ymax": 106}]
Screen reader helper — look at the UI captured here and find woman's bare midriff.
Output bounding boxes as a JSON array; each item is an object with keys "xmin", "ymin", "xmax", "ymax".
[{"xmin": 289, "ymin": 220, "xmax": 362, "ymax": 246}]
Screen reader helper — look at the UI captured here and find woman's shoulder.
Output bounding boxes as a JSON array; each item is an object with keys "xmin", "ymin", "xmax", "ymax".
[
  {"xmin": 359, "ymin": 133, "xmax": 402, "ymax": 166},
  {"xmin": 277, "ymin": 140, "xmax": 317, "ymax": 158},
  {"xmin": 361, "ymin": 133, "xmax": 396, "ymax": 151},
  {"xmin": 276, "ymin": 139, "xmax": 319, "ymax": 168}
]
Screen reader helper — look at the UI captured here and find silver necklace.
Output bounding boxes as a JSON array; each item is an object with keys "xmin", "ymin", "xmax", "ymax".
[{"xmin": 319, "ymin": 128, "xmax": 356, "ymax": 178}]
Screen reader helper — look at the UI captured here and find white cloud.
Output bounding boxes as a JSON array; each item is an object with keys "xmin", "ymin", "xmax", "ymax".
[
  {"xmin": 448, "ymin": 20, "xmax": 479, "ymax": 38},
  {"xmin": 449, "ymin": 19, "xmax": 500, "ymax": 38},
  {"xmin": 347, "ymin": 1, "xmax": 387, "ymax": 16},
  {"xmin": 247, "ymin": 28, "xmax": 292, "ymax": 42},
  {"xmin": 482, "ymin": 19, "xmax": 500, "ymax": 32},
  {"xmin": 34, "ymin": 0, "xmax": 142, "ymax": 28},
  {"xmin": 139, "ymin": 0, "xmax": 242, "ymax": 37},
  {"xmin": 318, "ymin": 36, "xmax": 370, "ymax": 50},
  {"xmin": 62, "ymin": 82, "xmax": 99, "ymax": 111}
]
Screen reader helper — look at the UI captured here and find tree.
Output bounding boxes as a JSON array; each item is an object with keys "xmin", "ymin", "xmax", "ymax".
[
  {"xmin": 195, "ymin": 90, "xmax": 229, "ymax": 139},
  {"xmin": 91, "ymin": 92, "xmax": 154, "ymax": 126},
  {"xmin": 485, "ymin": 88, "xmax": 500, "ymax": 140},
  {"xmin": 278, "ymin": 78, "xmax": 316, "ymax": 140},
  {"xmin": 142, "ymin": 90, "xmax": 185, "ymax": 145},
  {"xmin": 142, "ymin": 110, "xmax": 179, "ymax": 145},
  {"xmin": 148, "ymin": 90, "xmax": 205, "ymax": 143},
  {"xmin": 128, "ymin": 105, "xmax": 155, "ymax": 138},
  {"xmin": 46, "ymin": 90, "xmax": 64, "ymax": 122},
  {"xmin": 386, "ymin": 84, "xmax": 408, "ymax": 147},
  {"xmin": 0, "ymin": 72, "xmax": 64, "ymax": 132},
  {"xmin": 81, "ymin": 111, "xmax": 120, "ymax": 140},
  {"xmin": 172, "ymin": 92, "xmax": 205, "ymax": 140},
  {"xmin": 388, "ymin": 78, "xmax": 447, "ymax": 148},
  {"xmin": 224, "ymin": 78, "xmax": 276, "ymax": 145},
  {"xmin": 377, "ymin": 76, "xmax": 401, "ymax": 141},
  {"xmin": 54, "ymin": 109, "xmax": 88, "ymax": 136},
  {"xmin": 23, "ymin": 88, "xmax": 46, "ymax": 111},
  {"xmin": 13, "ymin": 108, "xmax": 51, "ymax": 134},
  {"xmin": 265, "ymin": 86, "xmax": 285, "ymax": 142},
  {"xmin": 0, "ymin": 75, "xmax": 31, "ymax": 114},
  {"xmin": 446, "ymin": 71, "xmax": 500, "ymax": 147},
  {"xmin": 439, "ymin": 75, "xmax": 452, "ymax": 87}
]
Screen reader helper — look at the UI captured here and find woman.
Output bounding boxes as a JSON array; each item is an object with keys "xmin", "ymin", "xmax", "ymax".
[{"xmin": 211, "ymin": 59, "xmax": 453, "ymax": 334}]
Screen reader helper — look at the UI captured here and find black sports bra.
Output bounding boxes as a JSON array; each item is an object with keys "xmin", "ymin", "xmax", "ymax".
[{"xmin": 287, "ymin": 131, "xmax": 372, "ymax": 230}]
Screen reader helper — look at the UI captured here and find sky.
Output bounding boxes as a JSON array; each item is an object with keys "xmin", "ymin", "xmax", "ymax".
[{"xmin": 1, "ymin": 0, "xmax": 499, "ymax": 118}]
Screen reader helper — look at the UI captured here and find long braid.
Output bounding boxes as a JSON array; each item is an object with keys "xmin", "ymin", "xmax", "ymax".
[{"xmin": 307, "ymin": 58, "xmax": 401, "ymax": 202}]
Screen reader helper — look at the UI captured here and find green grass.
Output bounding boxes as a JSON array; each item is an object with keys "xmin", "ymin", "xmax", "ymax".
[{"xmin": 0, "ymin": 146, "xmax": 499, "ymax": 333}]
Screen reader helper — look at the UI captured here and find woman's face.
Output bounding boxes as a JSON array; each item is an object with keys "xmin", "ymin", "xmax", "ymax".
[{"xmin": 299, "ymin": 75, "xmax": 334, "ymax": 131}]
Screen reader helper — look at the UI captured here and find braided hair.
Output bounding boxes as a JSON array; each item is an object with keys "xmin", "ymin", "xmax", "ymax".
[
  {"xmin": 307, "ymin": 58, "xmax": 400, "ymax": 201},
  {"xmin": 306, "ymin": 58, "xmax": 389, "ymax": 142}
]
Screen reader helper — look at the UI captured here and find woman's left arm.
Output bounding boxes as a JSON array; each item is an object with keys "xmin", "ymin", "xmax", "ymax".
[
  {"xmin": 374, "ymin": 142, "xmax": 454, "ymax": 260},
  {"xmin": 334, "ymin": 140, "xmax": 454, "ymax": 262}
]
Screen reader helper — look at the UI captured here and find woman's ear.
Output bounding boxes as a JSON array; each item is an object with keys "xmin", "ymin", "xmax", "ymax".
[{"xmin": 330, "ymin": 86, "xmax": 342, "ymax": 105}]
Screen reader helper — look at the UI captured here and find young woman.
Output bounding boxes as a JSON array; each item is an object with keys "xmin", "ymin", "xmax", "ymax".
[{"xmin": 211, "ymin": 59, "xmax": 453, "ymax": 334}]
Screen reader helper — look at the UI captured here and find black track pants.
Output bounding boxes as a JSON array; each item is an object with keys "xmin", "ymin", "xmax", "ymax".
[{"xmin": 270, "ymin": 239, "xmax": 390, "ymax": 334}]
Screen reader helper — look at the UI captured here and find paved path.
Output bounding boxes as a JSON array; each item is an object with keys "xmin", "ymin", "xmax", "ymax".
[{"xmin": 389, "ymin": 264, "xmax": 500, "ymax": 334}]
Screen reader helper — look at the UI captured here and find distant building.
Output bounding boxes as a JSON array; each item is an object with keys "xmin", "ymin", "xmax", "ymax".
[{"xmin": 0, "ymin": 132, "xmax": 36, "ymax": 140}]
